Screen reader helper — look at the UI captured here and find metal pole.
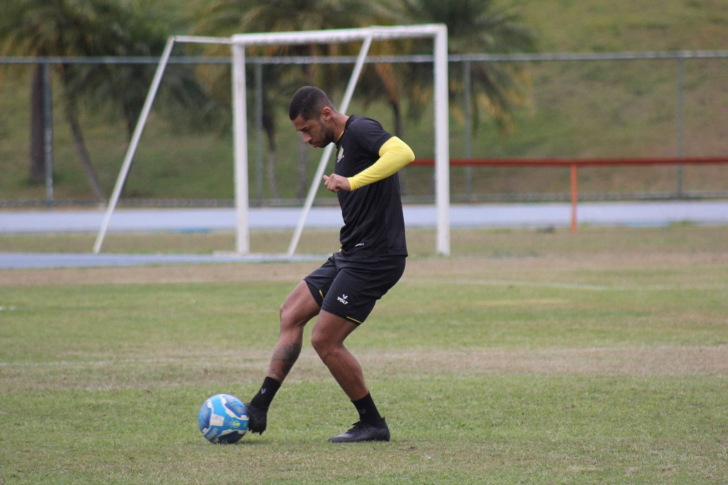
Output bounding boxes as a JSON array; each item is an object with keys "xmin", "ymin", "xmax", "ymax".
[
  {"xmin": 254, "ymin": 63, "xmax": 264, "ymax": 205},
  {"xmin": 286, "ymin": 34, "xmax": 374, "ymax": 257},
  {"xmin": 676, "ymin": 56, "xmax": 684, "ymax": 198},
  {"xmin": 42, "ymin": 64, "xmax": 54, "ymax": 209},
  {"xmin": 463, "ymin": 61, "xmax": 473, "ymax": 200},
  {"xmin": 570, "ymin": 164, "xmax": 578, "ymax": 232},
  {"xmin": 232, "ymin": 44, "xmax": 250, "ymax": 254},
  {"xmin": 434, "ymin": 26, "xmax": 450, "ymax": 255},
  {"xmin": 93, "ymin": 37, "xmax": 176, "ymax": 254}
]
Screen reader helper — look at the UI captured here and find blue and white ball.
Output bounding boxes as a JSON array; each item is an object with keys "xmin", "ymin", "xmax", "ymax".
[{"xmin": 198, "ymin": 394, "xmax": 249, "ymax": 444}]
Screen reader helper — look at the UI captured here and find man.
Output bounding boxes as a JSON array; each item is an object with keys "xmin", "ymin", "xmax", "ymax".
[{"xmin": 246, "ymin": 86, "xmax": 415, "ymax": 443}]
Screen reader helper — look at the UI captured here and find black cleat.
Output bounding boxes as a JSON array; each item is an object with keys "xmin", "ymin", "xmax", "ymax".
[
  {"xmin": 246, "ymin": 403, "xmax": 267, "ymax": 435},
  {"xmin": 328, "ymin": 419, "xmax": 390, "ymax": 443}
]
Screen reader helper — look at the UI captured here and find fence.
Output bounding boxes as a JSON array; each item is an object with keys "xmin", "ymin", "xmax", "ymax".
[
  {"xmin": 412, "ymin": 156, "xmax": 728, "ymax": 231},
  {"xmin": 1, "ymin": 50, "xmax": 727, "ymax": 207}
]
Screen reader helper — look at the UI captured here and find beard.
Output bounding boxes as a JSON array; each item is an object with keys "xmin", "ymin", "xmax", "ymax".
[{"xmin": 317, "ymin": 119, "xmax": 336, "ymax": 146}]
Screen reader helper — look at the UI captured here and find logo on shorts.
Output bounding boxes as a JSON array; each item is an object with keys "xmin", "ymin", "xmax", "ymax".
[{"xmin": 337, "ymin": 294, "xmax": 349, "ymax": 305}]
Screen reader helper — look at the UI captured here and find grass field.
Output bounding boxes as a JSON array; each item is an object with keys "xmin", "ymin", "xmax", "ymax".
[{"xmin": 1, "ymin": 225, "xmax": 727, "ymax": 483}]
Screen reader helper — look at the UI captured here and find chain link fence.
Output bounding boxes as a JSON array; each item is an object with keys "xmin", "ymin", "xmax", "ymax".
[{"xmin": 1, "ymin": 51, "xmax": 727, "ymax": 207}]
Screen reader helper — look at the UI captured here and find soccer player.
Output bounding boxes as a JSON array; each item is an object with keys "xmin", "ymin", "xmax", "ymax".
[{"xmin": 246, "ymin": 86, "xmax": 415, "ymax": 443}]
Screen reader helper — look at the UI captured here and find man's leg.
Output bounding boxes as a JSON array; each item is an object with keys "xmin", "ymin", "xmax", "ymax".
[
  {"xmin": 268, "ymin": 281, "xmax": 320, "ymax": 381},
  {"xmin": 248, "ymin": 281, "xmax": 319, "ymax": 434},
  {"xmin": 310, "ymin": 311, "xmax": 366, "ymax": 399},
  {"xmin": 311, "ymin": 311, "xmax": 389, "ymax": 443}
]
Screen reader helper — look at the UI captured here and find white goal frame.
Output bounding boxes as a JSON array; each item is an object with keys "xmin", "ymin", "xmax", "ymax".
[{"xmin": 93, "ymin": 25, "xmax": 450, "ymax": 257}]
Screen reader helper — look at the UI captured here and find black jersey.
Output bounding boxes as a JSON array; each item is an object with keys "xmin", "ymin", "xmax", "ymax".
[{"xmin": 333, "ymin": 115, "xmax": 408, "ymax": 259}]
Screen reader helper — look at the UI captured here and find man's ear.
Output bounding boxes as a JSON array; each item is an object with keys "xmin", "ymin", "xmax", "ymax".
[{"xmin": 320, "ymin": 106, "xmax": 333, "ymax": 121}]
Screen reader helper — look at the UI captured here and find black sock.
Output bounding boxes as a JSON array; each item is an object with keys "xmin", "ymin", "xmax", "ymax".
[
  {"xmin": 353, "ymin": 392, "xmax": 384, "ymax": 425},
  {"xmin": 250, "ymin": 376, "xmax": 281, "ymax": 410}
]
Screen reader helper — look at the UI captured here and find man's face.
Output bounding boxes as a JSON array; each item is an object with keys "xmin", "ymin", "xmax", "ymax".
[{"xmin": 292, "ymin": 109, "xmax": 335, "ymax": 148}]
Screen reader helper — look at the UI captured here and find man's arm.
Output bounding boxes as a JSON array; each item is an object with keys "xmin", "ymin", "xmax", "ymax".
[{"xmin": 347, "ymin": 137, "xmax": 415, "ymax": 190}]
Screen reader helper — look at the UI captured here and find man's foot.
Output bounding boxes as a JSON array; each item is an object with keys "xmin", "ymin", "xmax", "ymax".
[
  {"xmin": 328, "ymin": 419, "xmax": 390, "ymax": 443},
  {"xmin": 246, "ymin": 403, "xmax": 267, "ymax": 435}
]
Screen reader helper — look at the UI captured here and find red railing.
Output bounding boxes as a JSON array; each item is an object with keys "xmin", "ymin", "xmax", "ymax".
[{"xmin": 410, "ymin": 156, "xmax": 728, "ymax": 232}]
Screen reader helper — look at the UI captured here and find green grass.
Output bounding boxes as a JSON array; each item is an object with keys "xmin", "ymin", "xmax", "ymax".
[
  {"xmin": 3, "ymin": 378, "xmax": 725, "ymax": 483},
  {"xmin": 513, "ymin": 0, "xmax": 728, "ymax": 52},
  {"xmin": 1, "ymin": 226, "xmax": 727, "ymax": 483},
  {"xmin": 2, "ymin": 224, "xmax": 728, "ymax": 255}
]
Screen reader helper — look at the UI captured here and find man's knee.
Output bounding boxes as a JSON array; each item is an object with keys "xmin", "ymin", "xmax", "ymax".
[
  {"xmin": 279, "ymin": 303, "xmax": 290, "ymax": 324},
  {"xmin": 311, "ymin": 331, "xmax": 327, "ymax": 354},
  {"xmin": 279, "ymin": 284, "xmax": 318, "ymax": 330},
  {"xmin": 311, "ymin": 331, "xmax": 335, "ymax": 359},
  {"xmin": 279, "ymin": 301, "xmax": 306, "ymax": 331}
]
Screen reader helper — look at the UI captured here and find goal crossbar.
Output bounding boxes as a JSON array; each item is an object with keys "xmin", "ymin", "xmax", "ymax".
[
  {"xmin": 93, "ymin": 24, "xmax": 450, "ymax": 257},
  {"xmin": 231, "ymin": 24, "xmax": 446, "ymax": 46}
]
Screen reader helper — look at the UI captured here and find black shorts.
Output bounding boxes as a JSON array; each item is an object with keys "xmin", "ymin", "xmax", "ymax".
[{"xmin": 304, "ymin": 252, "xmax": 406, "ymax": 325}]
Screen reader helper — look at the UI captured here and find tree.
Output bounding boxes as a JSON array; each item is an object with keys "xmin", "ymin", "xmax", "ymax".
[
  {"xmin": 192, "ymin": 0, "xmax": 395, "ymax": 200},
  {"xmin": 0, "ymin": 0, "xmax": 213, "ymax": 199},
  {"xmin": 399, "ymin": 0, "xmax": 538, "ymax": 135}
]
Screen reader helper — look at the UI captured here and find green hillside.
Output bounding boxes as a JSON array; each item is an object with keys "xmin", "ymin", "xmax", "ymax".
[
  {"xmin": 1, "ymin": 0, "xmax": 727, "ymax": 204},
  {"xmin": 516, "ymin": 0, "xmax": 728, "ymax": 52}
]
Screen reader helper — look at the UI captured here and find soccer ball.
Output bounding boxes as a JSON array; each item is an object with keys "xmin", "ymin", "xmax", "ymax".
[{"xmin": 198, "ymin": 394, "xmax": 249, "ymax": 444}]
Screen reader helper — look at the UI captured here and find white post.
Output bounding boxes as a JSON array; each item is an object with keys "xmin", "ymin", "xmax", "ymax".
[
  {"xmin": 232, "ymin": 44, "xmax": 250, "ymax": 254},
  {"xmin": 286, "ymin": 34, "xmax": 374, "ymax": 257},
  {"xmin": 434, "ymin": 26, "xmax": 450, "ymax": 256},
  {"xmin": 93, "ymin": 36, "xmax": 176, "ymax": 254}
]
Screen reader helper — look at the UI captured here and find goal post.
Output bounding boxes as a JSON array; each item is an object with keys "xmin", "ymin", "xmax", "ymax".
[
  {"xmin": 285, "ymin": 33, "xmax": 374, "ymax": 257},
  {"xmin": 93, "ymin": 24, "xmax": 450, "ymax": 257}
]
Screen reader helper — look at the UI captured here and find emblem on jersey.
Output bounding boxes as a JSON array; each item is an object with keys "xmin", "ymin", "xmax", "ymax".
[{"xmin": 336, "ymin": 147, "xmax": 345, "ymax": 163}]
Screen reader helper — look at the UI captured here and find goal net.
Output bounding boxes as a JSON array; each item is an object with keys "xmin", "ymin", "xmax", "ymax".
[{"xmin": 93, "ymin": 25, "xmax": 450, "ymax": 258}]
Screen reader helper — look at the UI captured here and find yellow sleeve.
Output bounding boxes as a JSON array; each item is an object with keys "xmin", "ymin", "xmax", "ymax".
[{"xmin": 347, "ymin": 137, "xmax": 415, "ymax": 191}]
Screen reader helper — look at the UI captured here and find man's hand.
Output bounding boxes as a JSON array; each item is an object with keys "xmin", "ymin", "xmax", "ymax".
[{"xmin": 323, "ymin": 174, "xmax": 352, "ymax": 193}]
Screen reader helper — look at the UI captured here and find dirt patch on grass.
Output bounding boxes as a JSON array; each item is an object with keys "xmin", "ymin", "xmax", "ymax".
[
  {"xmin": 2, "ymin": 252, "xmax": 727, "ymax": 287},
  {"xmin": 356, "ymin": 345, "xmax": 728, "ymax": 378},
  {"xmin": 3, "ymin": 345, "xmax": 725, "ymax": 392},
  {"xmin": 405, "ymin": 252, "xmax": 728, "ymax": 275},
  {"xmin": 0, "ymin": 262, "xmax": 318, "ymax": 286}
]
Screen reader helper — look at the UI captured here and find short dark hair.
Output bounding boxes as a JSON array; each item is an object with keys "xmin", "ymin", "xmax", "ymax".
[{"xmin": 288, "ymin": 86, "xmax": 333, "ymax": 121}]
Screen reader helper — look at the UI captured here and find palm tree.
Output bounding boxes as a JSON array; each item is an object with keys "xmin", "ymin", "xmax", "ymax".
[
  {"xmin": 194, "ymin": 0, "xmax": 536, "ymax": 201},
  {"xmin": 192, "ymin": 0, "xmax": 396, "ymax": 200},
  {"xmin": 0, "ymin": 0, "xmax": 213, "ymax": 199},
  {"xmin": 399, "ymin": 0, "xmax": 538, "ymax": 136}
]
